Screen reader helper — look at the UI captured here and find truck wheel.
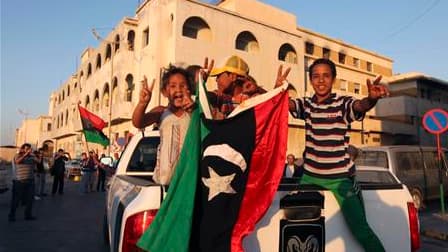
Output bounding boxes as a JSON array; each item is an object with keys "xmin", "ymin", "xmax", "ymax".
[{"xmin": 410, "ymin": 189, "xmax": 424, "ymax": 210}]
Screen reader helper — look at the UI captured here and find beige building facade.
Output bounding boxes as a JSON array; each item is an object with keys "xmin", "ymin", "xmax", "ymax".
[{"xmin": 16, "ymin": 0, "xmax": 445, "ymax": 157}]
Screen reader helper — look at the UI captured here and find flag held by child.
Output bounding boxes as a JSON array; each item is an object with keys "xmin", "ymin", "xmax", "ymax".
[{"xmin": 78, "ymin": 105, "xmax": 109, "ymax": 147}]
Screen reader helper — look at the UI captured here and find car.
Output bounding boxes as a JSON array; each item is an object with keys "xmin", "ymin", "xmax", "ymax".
[
  {"xmin": 65, "ymin": 159, "xmax": 82, "ymax": 179},
  {"xmin": 104, "ymin": 128, "xmax": 420, "ymax": 252}
]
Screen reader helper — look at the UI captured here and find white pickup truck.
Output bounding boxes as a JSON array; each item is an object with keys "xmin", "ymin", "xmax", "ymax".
[{"xmin": 104, "ymin": 128, "xmax": 421, "ymax": 252}]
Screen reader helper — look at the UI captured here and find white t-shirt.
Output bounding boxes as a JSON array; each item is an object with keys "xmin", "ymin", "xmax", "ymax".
[{"xmin": 153, "ymin": 109, "xmax": 191, "ymax": 185}]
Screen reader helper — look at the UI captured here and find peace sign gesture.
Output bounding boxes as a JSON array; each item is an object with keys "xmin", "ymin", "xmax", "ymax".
[
  {"xmin": 138, "ymin": 76, "xmax": 155, "ymax": 106},
  {"xmin": 366, "ymin": 76, "xmax": 389, "ymax": 100},
  {"xmin": 275, "ymin": 65, "xmax": 291, "ymax": 88},
  {"xmin": 201, "ymin": 57, "xmax": 214, "ymax": 82}
]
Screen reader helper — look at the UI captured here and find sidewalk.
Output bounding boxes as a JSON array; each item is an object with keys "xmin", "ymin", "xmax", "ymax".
[{"xmin": 419, "ymin": 200, "xmax": 448, "ymax": 242}]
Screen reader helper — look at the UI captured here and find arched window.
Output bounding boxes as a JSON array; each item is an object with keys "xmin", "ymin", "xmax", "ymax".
[
  {"xmin": 67, "ymin": 85, "xmax": 71, "ymax": 97},
  {"xmin": 182, "ymin": 16, "xmax": 212, "ymax": 41},
  {"xmin": 235, "ymin": 31, "xmax": 259, "ymax": 53},
  {"xmin": 105, "ymin": 44, "xmax": 112, "ymax": 61},
  {"xmin": 112, "ymin": 77, "xmax": 118, "ymax": 103},
  {"xmin": 127, "ymin": 30, "xmax": 135, "ymax": 50},
  {"xmin": 74, "ymin": 82, "xmax": 78, "ymax": 89},
  {"xmin": 85, "ymin": 96, "xmax": 90, "ymax": 110},
  {"xmin": 96, "ymin": 53, "xmax": 102, "ymax": 69},
  {"xmin": 278, "ymin": 43, "xmax": 297, "ymax": 64},
  {"xmin": 94, "ymin": 90, "xmax": 100, "ymax": 112},
  {"xmin": 114, "ymin": 35, "xmax": 120, "ymax": 52},
  {"xmin": 57, "ymin": 117, "xmax": 60, "ymax": 129},
  {"xmin": 87, "ymin": 63, "xmax": 92, "ymax": 77},
  {"xmin": 125, "ymin": 74, "xmax": 134, "ymax": 102},
  {"xmin": 62, "ymin": 90, "xmax": 65, "ymax": 101},
  {"xmin": 103, "ymin": 83, "xmax": 110, "ymax": 108},
  {"xmin": 65, "ymin": 109, "xmax": 69, "ymax": 126},
  {"xmin": 61, "ymin": 113, "xmax": 64, "ymax": 127}
]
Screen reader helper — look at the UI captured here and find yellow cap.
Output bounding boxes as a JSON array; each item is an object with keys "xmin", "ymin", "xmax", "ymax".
[{"xmin": 210, "ymin": 55, "xmax": 249, "ymax": 77}]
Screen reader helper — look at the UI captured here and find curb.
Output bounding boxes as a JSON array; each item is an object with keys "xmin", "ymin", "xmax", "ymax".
[{"xmin": 421, "ymin": 229, "xmax": 448, "ymax": 241}]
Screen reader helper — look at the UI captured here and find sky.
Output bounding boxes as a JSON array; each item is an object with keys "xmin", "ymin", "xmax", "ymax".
[{"xmin": 1, "ymin": 0, "xmax": 447, "ymax": 146}]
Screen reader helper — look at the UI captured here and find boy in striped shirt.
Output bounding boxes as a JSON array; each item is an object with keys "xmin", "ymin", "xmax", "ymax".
[{"xmin": 277, "ymin": 58, "xmax": 389, "ymax": 252}]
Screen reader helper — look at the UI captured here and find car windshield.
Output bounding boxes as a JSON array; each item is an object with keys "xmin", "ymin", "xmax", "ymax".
[
  {"xmin": 355, "ymin": 151, "xmax": 388, "ymax": 168},
  {"xmin": 356, "ymin": 170, "xmax": 398, "ymax": 185}
]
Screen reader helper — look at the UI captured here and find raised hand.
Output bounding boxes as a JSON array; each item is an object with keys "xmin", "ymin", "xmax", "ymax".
[
  {"xmin": 201, "ymin": 57, "xmax": 214, "ymax": 82},
  {"xmin": 366, "ymin": 76, "xmax": 389, "ymax": 100},
  {"xmin": 275, "ymin": 65, "xmax": 291, "ymax": 88},
  {"xmin": 138, "ymin": 76, "xmax": 155, "ymax": 105}
]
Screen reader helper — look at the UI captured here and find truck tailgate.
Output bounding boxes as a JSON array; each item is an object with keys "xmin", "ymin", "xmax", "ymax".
[{"xmin": 243, "ymin": 188, "xmax": 413, "ymax": 252}]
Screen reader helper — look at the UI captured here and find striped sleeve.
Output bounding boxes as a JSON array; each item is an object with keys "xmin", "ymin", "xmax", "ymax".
[
  {"xmin": 344, "ymin": 97, "xmax": 365, "ymax": 123},
  {"xmin": 290, "ymin": 98, "xmax": 305, "ymax": 119}
]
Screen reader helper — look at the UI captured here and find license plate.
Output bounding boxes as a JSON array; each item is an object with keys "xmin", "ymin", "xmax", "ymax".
[{"xmin": 279, "ymin": 219, "xmax": 325, "ymax": 252}]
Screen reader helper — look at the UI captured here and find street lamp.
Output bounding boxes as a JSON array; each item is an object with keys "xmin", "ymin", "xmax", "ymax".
[{"xmin": 91, "ymin": 28, "xmax": 115, "ymax": 155}]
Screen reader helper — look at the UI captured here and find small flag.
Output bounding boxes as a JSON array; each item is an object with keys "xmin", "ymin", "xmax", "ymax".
[{"xmin": 78, "ymin": 105, "xmax": 109, "ymax": 147}]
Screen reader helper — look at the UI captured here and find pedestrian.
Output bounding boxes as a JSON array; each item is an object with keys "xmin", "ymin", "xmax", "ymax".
[
  {"xmin": 51, "ymin": 148, "xmax": 70, "ymax": 195},
  {"xmin": 80, "ymin": 151, "xmax": 96, "ymax": 193},
  {"xmin": 132, "ymin": 65, "xmax": 194, "ymax": 185},
  {"xmin": 275, "ymin": 58, "xmax": 389, "ymax": 252},
  {"xmin": 34, "ymin": 148, "xmax": 47, "ymax": 198},
  {"xmin": 8, "ymin": 143, "xmax": 38, "ymax": 221},
  {"xmin": 208, "ymin": 55, "xmax": 249, "ymax": 119},
  {"xmin": 283, "ymin": 153, "xmax": 302, "ymax": 178},
  {"xmin": 96, "ymin": 154, "xmax": 107, "ymax": 192}
]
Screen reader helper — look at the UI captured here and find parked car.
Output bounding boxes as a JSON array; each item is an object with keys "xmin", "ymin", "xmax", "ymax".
[
  {"xmin": 0, "ymin": 160, "xmax": 9, "ymax": 194},
  {"xmin": 104, "ymin": 129, "xmax": 420, "ymax": 252},
  {"xmin": 65, "ymin": 159, "xmax": 82, "ymax": 179},
  {"xmin": 356, "ymin": 145, "xmax": 448, "ymax": 209}
]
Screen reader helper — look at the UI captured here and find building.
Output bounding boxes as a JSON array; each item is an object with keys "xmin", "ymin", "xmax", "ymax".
[{"xmin": 16, "ymin": 0, "xmax": 446, "ymax": 157}]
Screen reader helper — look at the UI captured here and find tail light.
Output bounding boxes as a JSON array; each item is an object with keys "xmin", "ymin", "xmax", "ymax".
[
  {"xmin": 407, "ymin": 202, "xmax": 420, "ymax": 252},
  {"xmin": 122, "ymin": 209, "xmax": 158, "ymax": 252}
]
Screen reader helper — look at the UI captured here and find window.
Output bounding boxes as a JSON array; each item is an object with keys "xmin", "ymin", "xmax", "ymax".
[
  {"xmin": 340, "ymin": 79, "xmax": 347, "ymax": 91},
  {"xmin": 125, "ymin": 74, "xmax": 134, "ymax": 102},
  {"xmin": 354, "ymin": 83, "xmax": 360, "ymax": 94},
  {"xmin": 114, "ymin": 35, "xmax": 120, "ymax": 52},
  {"xmin": 353, "ymin": 57, "xmax": 360, "ymax": 68},
  {"xmin": 128, "ymin": 30, "xmax": 136, "ymax": 50},
  {"xmin": 94, "ymin": 90, "xmax": 100, "ymax": 112},
  {"xmin": 278, "ymin": 43, "xmax": 297, "ymax": 64},
  {"xmin": 182, "ymin": 17, "xmax": 212, "ymax": 41},
  {"xmin": 395, "ymin": 152, "xmax": 424, "ymax": 172},
  {"xmin": 367, "ymin": 61, "xmax": 373, "ymax": 72},
  {"xmin": 65, "ymin": 110, "xmax": 69, "ymax": 126},
  {"xmin": 355, "ymin": 151, "xmax": 388, "ymax": 168},
  {"xmin": 62, "ymin": 91, "xmax": 65, "ymax": 101},
  {"xmin": 112, "ymin": 77, "xmax": 118, "ymax": 103},
  {"xmin": 127, "ymin": 136, "xmax": 160, "ymax": 172},
  {"xmin": 305, "ymin": 42, "xmax": 314, "ymax": 55},
  {"xmin": 338, "ymin": 53, "xmax": 346, "ymax": 64},
  {"xmin": 142, "ymin": 28, "xmax": 149, "ymax": 47},
  {"xmin": 67, "ymin": 86, "xmax": 70, "ymax": 97},
  {"xmin": 105, "ymin": 44, "xmax": 112, "ymax": 61},
  {"xmin": 47, "ymin": 123, "xmax": 51, "ymax": 131},
  {"xmin": 85, "ymin": 96, "xmax": 90, "ymax": 110},
  {"xmin": 96, "ymin": 53, "xmax": 102, "ymax": 69},
  {"xmin": 103, "ymin": 83, "xmax": 110, "ymax": 108},
  {"xmin": 87, "ymin": 63, "xmax": 92, "ymax": 77},
  {"xmin": 322, "ymin": 48, "xmax": 330, "ymax": 59},
  {"xmin": 235, "ymin": 31, "xmax": 259, "ymax": 53}
]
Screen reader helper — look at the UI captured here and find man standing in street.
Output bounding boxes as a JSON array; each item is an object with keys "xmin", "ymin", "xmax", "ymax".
[
  {"xmin": 8, "ymin": 143, "xmax": 38, "ymax": 222},
  {"xmin": 51, "ymin": 149, "xmax": 70, "ymax": 196}
]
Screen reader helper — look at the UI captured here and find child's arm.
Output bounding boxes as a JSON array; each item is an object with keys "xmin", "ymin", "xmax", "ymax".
[
  {"xmin": 132, "ymin": 76, "xmax": 159, "ymax": 128},
  {"xmin": 353, "ymin": 76, "xmax": 389, "ymax": 113}
]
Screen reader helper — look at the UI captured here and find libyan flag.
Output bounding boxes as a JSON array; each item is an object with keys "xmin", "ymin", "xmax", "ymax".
[
  {"xmin": 137, "ymin": 80, "xmax": 289, "ymax": 252},
  {"xmin": 78, "ymin": 105, "xmax": 109, "ymax": 147}
]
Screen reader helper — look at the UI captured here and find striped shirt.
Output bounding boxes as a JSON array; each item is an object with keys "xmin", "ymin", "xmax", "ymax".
[
  {"xmin": 13, "ymin": 154, "xmax": 35, "ymax": 181},
  {"xmin": 291, "ymin": 93, "xmax": 364, "ymax": 178}
]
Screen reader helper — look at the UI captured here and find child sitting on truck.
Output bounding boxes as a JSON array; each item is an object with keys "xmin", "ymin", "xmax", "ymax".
[{"xmin": 132, "ymin": 66, "xmax": 194, "ymax": 185}]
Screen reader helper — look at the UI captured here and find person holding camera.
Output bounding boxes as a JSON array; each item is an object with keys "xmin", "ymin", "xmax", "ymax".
[{"xmin": 51, "ymin": 149, "xmax": 70, "ymax": 196}]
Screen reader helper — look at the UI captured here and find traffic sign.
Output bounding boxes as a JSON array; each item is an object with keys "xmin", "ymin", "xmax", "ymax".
[{"xmin": 422, "ymin": 108, "xmax": 448, "ymax": 134}]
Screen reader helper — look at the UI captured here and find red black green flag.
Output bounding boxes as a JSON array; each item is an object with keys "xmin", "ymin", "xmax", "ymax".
[{"xmin": 78, "ymin": 105, "xmax": 109, "ymax": 147}]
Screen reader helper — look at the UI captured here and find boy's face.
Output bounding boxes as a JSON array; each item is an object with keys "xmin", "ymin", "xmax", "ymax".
[
  {"xmin": 242, "ymin": 80, "xmax": 257, "ymax": 95},
  {"xmin": 216, "ymin": 72, "xmax": 237, "ymax": 94},
  {"xmin": 310, "ymin": 63, "xmax": 335, "ymax": 101},
  {"xmin": 162, "ymin": 73, "xmax": 190, "ymax": 109}
]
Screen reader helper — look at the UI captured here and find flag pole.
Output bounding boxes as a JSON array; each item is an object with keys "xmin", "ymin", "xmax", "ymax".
[{"xmin": 78, "ymin": 102, "xmax": 91, "ymax": 153}]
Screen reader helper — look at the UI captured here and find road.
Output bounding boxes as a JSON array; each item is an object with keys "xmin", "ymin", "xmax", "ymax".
[
  {"xmin": 0, "ymin": 176, "xmax": 108, "ymax": 252},
  {"xmin": 0, "ymin": 173, "xmax": 447, "ymax": 251}
]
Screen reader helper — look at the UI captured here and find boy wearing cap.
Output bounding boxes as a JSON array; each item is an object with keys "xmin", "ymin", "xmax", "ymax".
[{"xmin": 208, "ymin": 55, "xmax": 249, "ymax": 119}]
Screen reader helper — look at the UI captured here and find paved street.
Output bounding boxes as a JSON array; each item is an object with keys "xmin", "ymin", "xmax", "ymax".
[
  {"xmin": 0, "ymin": 176, "xmax": 108, "ymax": 252},
  {"xmin": 0, "ymin": 172, "xmax": 447, "ymax": 251}
]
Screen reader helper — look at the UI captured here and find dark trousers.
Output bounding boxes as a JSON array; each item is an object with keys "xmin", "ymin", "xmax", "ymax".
[
  {"xmin": 97, "ymin": 169, "xmax": 106, "ymax": 191},
  {"xmin": 52, "ymin": 174, "xmax": 64, "ymax": 194},
  {"xmin": 9, "ymin": 180, "xmax": 34, "ymax": 219}
]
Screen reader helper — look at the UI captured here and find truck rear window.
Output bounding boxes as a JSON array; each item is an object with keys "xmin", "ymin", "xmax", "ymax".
[
  {"xmin": 355, "ymin": 151, "xmax": 388, "ymax": 168},
  {"xmin": 127, "ymin": 137, "xmax": 160, "ymax": 172}
]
